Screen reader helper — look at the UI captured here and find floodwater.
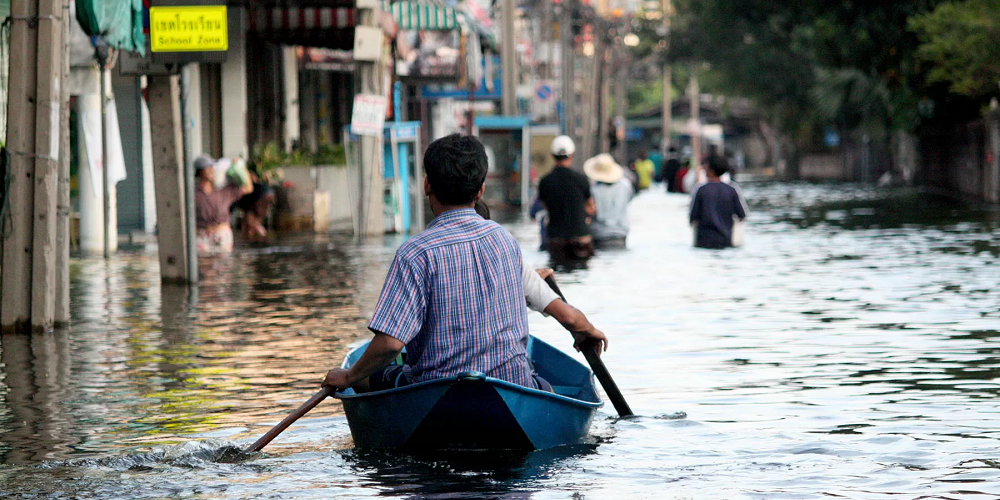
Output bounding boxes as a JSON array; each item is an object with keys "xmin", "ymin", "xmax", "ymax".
[{"xmin": 2, "ymin": 182, "xmax": 999, "ymax": 499}]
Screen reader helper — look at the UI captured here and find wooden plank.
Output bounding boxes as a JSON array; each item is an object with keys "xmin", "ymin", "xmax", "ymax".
[{"xmin": 148, "ymin": 75, "xmax": 190, "ymax": 283}]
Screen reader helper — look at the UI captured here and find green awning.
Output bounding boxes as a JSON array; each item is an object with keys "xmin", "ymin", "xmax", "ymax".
[
  {"xmin": 76, "ymin": 0, "xmax": 145, "ymax": 54},
  {"xmin": 389, "ymin": 1, "xmax": 459, "ymax": 31}
]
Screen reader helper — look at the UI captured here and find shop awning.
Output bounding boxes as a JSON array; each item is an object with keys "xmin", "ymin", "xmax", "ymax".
[
  {"xmin": 389, "ymin": 1, "xmax": 458, "ymax": 31},
  {"xmin": 76, "ymin": 0, "xmax": 146, "ymax": 54},
  {"xmin": 248, "ymin": 5, "xmax": 356, "ymax": 49}
]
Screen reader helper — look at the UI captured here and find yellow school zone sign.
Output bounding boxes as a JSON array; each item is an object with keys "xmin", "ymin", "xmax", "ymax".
[{"xmin": 150, "ymin": 6, "xmax": 229, "ymax": 52}]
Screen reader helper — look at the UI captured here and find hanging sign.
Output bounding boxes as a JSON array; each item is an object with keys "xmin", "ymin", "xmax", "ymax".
[
  {"xmin": 150, "ymin": 5, "xmax": 229, "ymax": 52},
  {"xmin": 351, "ymin": 95, "xmax": 389, "ymax": 137}
]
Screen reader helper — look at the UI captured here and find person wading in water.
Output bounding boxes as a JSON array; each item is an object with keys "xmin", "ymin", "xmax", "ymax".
[
  {"xmin": 194, "ymin": 155, "xmax": 253, "ymax": 254},
  {"xmin": 537, "ymin": 136, "xmax": 596, "ymax": 261}
]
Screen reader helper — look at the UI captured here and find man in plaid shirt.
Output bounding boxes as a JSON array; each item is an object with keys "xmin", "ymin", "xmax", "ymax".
[{"xmin": 323, "ymin": 134, "xmax": 538, "ymax": 391}]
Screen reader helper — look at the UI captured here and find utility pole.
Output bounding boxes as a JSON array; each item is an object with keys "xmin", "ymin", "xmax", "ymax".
[
  {"xmin": 661, "ymin": 0, "xmax": 672, "ymax": 154},
  {"xmin": 355, "ymin": 4, "xmax": 385, "ymax": 238},
  {"xmin": 30, "ymin": 0, "xmax": 66, "ymax": 329},
  {"xmin": 501, "ymin": 0, "xmax": 517, "ymax": 116},
  {"xmin": 2, "ymin": 0, "xmax": 39, "ymax": 331},
  {"xmin": 148, "ymin": 75, "xmax": 191, "ymax": 283},
  {"xmin": 580, "ymin": 33, "xmax": 603, "ymax": 160},
  {"xmin": 560, "ymin": 1, "xmax": 576, "ymax": 143},
  {"xmin": 614, "ymin": 42, "xmax": 629, "ymax": 166},
  {"xmin": 689, "ymin": 70, "xmax": 701, "ymax": 169},
  {"xmin": 3, "ymin": 0, "xmax": 69, "ymax": 332},
  {"xmin": 56, "ymin": 0, "xmax": 71, "ymax": 325},
  {"xmin": 98, "ymin": 55, "xmax": 110, "ymax": 259},
  {"xmin": 599, "ymin": 40, "xmax": 612, "ymax": 154}
]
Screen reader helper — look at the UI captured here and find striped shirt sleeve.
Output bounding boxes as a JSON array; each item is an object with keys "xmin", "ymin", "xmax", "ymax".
[{"xmin": 368, "ymin": 253, "xmax": 427, "ymax": 344}]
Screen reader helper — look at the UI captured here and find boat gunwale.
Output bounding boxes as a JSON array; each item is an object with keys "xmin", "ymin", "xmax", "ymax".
[
  {"xmin": 335, "ymin": 373, "xmax": 604, "ymax": 408},
  {"xmin": 334, "ymin": 341, "xmax": 604, "ymax": 409}
]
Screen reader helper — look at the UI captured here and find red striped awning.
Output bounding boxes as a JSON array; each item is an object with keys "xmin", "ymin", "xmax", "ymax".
[
  {"xmin": 249, "ymin": 6, "xmax": 357, "ymax": 50},
  {"xmin": 249, "ymin": 7, "xmax": 356, "ymax": 32}
]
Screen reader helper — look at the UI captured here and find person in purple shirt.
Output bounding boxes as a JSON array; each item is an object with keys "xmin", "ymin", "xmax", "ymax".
[{"xmin": 322, "ymin": 134, "xmax": 540, "ymax": 392}]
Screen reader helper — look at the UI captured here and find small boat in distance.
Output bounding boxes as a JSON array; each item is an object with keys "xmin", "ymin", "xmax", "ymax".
[{"xmin": 336, "ymin": 336, "xmax": 604, "ymax": 451}]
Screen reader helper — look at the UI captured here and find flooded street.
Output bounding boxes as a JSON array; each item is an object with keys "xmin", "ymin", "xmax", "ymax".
[{"xmin": 1, "ymin": 181, "xmax": 999, "ymax": 499}]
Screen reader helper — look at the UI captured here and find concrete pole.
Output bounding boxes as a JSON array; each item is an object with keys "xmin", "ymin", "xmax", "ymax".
[
  {"xmin": 356, "ymin": 7, "xmax": 385, "ymax": 238},
  {"xmin": 56, "ymin": 0, "xmax": 71, "ymax": 326},
  {"xmin": 282, "ymin": 46, "xmax": 301, "ymax": 151},
  {"xmin": 299, "ymin": 71, "xmax": 317, "ymax": 152},
  {"xmin": 2, "ymin": 0, "xmax": 40, "ymax": 331},
  {"xmin": 181, "ymin": 64, "xmax": 204, "ymax": 162},
  {"xmin": 100, "ymin": 63, "xmax": 110, "ymax": 259},
  {"xmin": 689, "ymin": 70, "xmax": 701, "ymax": 169},
  {"xmin": 221, "ymin": 7, "xmax": 248, "ymax": 159},
  {"xmin": 661, "ymin": 0, "xmax": 672, "ymax": 153},
  {"xmin": 560, "ymin": 2, "xmax": 575, "ymax": 141},
  {"xmin": 582, "ymin": 37, "xmax": 603, "ymax": 160},
  {"xmin": 501, "ymin": 0, "xmax": 517, "ymax": 116},
  {"xmin": 76, "ymin": 73, "xmax": 103, "ymax": 255},
  {"xmin": 599, "ymin": 46, "xmax": 611, "ymax": 154},
  {"xmin": 987, "ymin": 111, "xmax": 1000, "ymax": 204},
  {"xmin": 30, "ymin": 0, "xmax": 67, "ymax": 330},
  {"xmin": 614, "ymin": 54, "xmax": 628, "ymax": 166},
  {"xmin": 147, "ymin": 75, "xmax": 190, "ymax": 283},
  {"xmin": 180, "ymin": 65, "xmax": 200, "ymax": 285},
  {"xmin": 540, "ymin": 0, "xmax": 552, "ymax": 81}
]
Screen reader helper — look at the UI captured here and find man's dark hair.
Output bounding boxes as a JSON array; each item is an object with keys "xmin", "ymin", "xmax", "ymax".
[
  {"xmin": 708, "ymin": 155, "xmax": 729, "ymax": 177},
  {"xmin": 424, "ymin": 134, "xmax": 488, "ymax": 205}
]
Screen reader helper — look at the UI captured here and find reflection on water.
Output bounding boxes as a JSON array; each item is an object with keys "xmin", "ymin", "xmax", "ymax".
[{"xmin": 1, "ymin": 182, "xmax": 999, "ymax": 498}]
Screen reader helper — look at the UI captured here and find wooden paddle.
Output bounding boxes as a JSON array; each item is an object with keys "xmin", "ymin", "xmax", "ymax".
[
  {"xmin": 544, "ymin": 275, "xmax": 634, "ymax": 417},
  {"xmin": 246, "ymin": 386, "xmax": 335, "ymax": 452}
]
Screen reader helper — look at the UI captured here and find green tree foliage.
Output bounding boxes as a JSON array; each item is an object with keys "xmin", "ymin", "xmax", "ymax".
[
  {"xmin": 909, "ymin": 0, "xmax": 1000, "ymax": 97},
  {"xmin": 639, "ymin": 0, "xmax": 991, "ymax": 145}
]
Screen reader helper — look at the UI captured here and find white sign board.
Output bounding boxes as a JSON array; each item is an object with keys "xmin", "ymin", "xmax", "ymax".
[{"xmin": 350, "ymin": 94, "xmax": 388, "ymax": 137}]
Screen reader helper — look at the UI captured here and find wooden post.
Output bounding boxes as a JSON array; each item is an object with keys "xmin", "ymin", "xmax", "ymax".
[
  {"xmin": 147, "ymin": 75, "xmax": 190, "ymax": 283},
  {"xmin": 2, "ymin": 0, "xmax": 40, "ymax": 332}
]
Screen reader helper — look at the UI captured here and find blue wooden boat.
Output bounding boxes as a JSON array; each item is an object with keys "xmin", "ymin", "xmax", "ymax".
[{"xmin": 336, "ymin": 336, "xmax": 603, "ymax": 451}]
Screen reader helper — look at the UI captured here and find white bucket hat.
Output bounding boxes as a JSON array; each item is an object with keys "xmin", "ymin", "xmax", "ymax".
[{"xmin": 583, "ymin": 154, "xmax": 624, "ymax": 184}]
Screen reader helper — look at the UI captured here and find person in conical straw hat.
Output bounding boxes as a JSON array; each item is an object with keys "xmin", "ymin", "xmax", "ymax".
[{"xmin": 583, "ymin": 154, "xmax": 634, "ymax": 248}]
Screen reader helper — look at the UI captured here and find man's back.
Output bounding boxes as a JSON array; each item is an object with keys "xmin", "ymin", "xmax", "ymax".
[
  {"xmin": 368, "ymin": 208, "xmax": 533, "ymax": 387},
  {"xmin": 538, "ymin": 166, "xmax": 591, "ymax": 239},
  {"xmin": 591, "ymin": 180, "xmax": 632, "ymax": 240},
  {"xmin": 689, "ymin": 181, "xmax": 747, "ymax": 249}
]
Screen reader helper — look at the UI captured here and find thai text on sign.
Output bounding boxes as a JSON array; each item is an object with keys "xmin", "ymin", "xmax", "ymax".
[
  {"xmin": 150, "ymin": 6, "xmax": 229, "ymax": 52},
  {"xmin": 351, "ymin": 95, "xmax": 389, "ymax": 137}
]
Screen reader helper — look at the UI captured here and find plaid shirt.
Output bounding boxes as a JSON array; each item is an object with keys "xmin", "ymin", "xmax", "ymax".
[{"xmin": 368, "ymin": 208, "xmax": 534, "ymax": 387}]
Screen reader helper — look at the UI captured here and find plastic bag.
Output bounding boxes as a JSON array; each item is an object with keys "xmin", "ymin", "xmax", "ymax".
[{"xmin": 227, "ymin": 157, "xmax": 250, "ymax": 187}]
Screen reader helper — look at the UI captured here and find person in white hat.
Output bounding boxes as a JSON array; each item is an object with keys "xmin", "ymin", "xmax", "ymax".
[
  {"xmin": 583, "ymin": 154, "xmax": 634, "ymax": 248},
  {"xmin": 537, "ymin": 136, "xmax": 596, "ymax": 260}
]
